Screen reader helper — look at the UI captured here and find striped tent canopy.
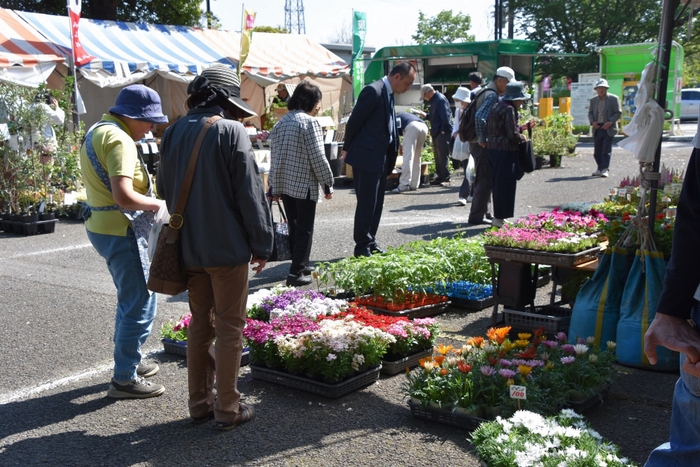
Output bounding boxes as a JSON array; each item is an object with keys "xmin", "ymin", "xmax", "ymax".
[
  {"xmin": 199, "ymin": 30, "xmax": 349, "ymax": 82},
  {"xmin": 0, "ymin": 8, "xmax": 65, "ymax": 86},
  {"xmin": 17, "ymin": 10, "xmax": 237, "ymax": 88}
]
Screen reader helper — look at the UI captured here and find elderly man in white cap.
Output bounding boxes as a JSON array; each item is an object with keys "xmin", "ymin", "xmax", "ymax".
[
  {"xmin": 158, "ymin": 64, "xmax": 272, "ymax": 431},
  {"xmin": 467, "ymin": 66, "xmax": 516, "ymax": 225},
  {"xmin": 450, "ymin": 86, "xmax": 472, "ymax": 205},
  {"xmin": 588, "ymin": 78, "xmax": 621, "ymax": 178}
]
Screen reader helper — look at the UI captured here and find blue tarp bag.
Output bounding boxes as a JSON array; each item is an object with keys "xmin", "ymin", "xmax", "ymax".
[
  {"xmin": 569, "ymin": 246, "xmax": 634, "ymax": 347},
  {"xmin": 616, "ymin": 249, "xmax": 680, "ymax": 370}
]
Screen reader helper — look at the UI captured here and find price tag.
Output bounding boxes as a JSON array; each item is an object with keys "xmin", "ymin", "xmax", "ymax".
[
  {"xmin": 663, "ymin": 185, "xmax": 674, "ymax": 194},
  {"xmin": 510, "ymin": 385, "xmax": 527, "ymax": 400}
]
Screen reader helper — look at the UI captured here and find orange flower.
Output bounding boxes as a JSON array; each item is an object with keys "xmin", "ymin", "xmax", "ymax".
[
  {"xmin": 436, "ymin": 344, "xmax": 453, "ymax": 355},
  {"xmin": 433, "ymin": 355, "xmax": 445, "ymax": 366},
  {"xmin": 515, "ymin": 347, "xmax": 538, "ymax": 359},
  {"xmin": 419, "ymin": 356, "xmax": 433, "ymax": 367},
  {"xmin": 487, "ymin": 326, "xmax": 511, "ymax": 344},
  {"xmin": 440, "ymin": 368, "xmax": 449, "ymax": 376},
  {"xmin": 533, "ymin": 326, "xmax": 546, "ymax": 338},
  {"xmin": 472, "ymin": 336, "xmax": 484, "ymax": 347},
  {"xmin": 457, "ymin": 361, "xmax": 472, "ymax": 374},
  {"xmin": 488, "ymin": 355, "xmax": 499, "ymax": 366}
]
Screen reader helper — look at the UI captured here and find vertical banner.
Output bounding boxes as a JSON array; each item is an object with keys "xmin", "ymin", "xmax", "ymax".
[
  {"xmin": 67, "ymin": 0, "xmax": 93, "ymax": 66},
  {"xmin": 240, "ymin": 8, "xmax": 256, "ymax": 72},
  {"xmin": 352, "ymin": 11, "xmax": 367, "ymax": 102}
]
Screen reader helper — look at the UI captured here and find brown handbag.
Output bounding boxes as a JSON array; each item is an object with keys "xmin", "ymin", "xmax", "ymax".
[{"xmin": 147, "ymin": 115, "xmax": 221, "ymax": 295}]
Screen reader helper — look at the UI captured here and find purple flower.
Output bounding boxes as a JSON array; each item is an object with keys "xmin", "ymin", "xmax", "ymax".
[
  {"xmin": 480, "ymin": 366, "xmax": 495, "ymax": 377},
  {"xmin": 498, "ymin": 369, "xmax": 516, "ymax": 379},
  {"xmin": 561, "ymin": 356, "xmax": 576, "ymax": 364},
  {"xmin": 541, "ymin": 340, "xmax": 559, "ymax": 349},
  {"xmin": 555, "ymin": 332, "xmax": 568, "ymax": 342},
  {"xmin": 499, "ymin": 359, "xmax": 513, "ymax": 367},
  {"xmin": 562, "ymin": 344, "xmax": 576, "ymax": 354}
]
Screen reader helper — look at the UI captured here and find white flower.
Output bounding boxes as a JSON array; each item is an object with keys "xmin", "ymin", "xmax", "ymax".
[
  {"xmin": 607, "ymin": 340, "xmax": 617, "ymax": 350},
  {"xmin": 326, "ymin": 353, "xmax": 337, "ymax": 361},
  {"xmin": 573, "ymin": 344, "xmax": 589, "ymax": 356},
  {"xmin": 589, "ymin": 354, "xmax": 599, "ymax": 363},
  {"xmin": 483, "ymin": 343, "xmax": 498, "ymax": 354},
  {"xmin": 586, "ymin": 336, "xmax": 596, "ymax": 345}
]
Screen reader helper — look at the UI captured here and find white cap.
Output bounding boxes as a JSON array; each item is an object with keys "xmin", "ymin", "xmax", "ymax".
[{"xmin": 495, "ymin": 66, "xmax": 516, "ymax": 83}]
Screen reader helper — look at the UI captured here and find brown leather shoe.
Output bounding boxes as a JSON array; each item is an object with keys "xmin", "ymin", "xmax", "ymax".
[{"xmin": 216, "ymin": 403, "xmax": 255, "ymax": 431}]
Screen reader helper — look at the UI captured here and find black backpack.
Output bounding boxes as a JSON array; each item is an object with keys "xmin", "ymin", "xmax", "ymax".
[{"xmin": 458, "ymin": 88, "xmax": 496, "ymax": 143}]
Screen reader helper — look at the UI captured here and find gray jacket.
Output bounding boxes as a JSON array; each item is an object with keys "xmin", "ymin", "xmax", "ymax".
[
  {"xmin": 588, "ymin": 93, "xmax": 622, "ymax": 136},
  {"xmin": 157, "ymin": 108, "xmax": 273, "ymax": 267}
]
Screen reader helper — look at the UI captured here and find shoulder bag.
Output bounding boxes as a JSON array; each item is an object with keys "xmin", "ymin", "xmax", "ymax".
[
  {"xmin": 518, "ymin": 126, "xmax": 535, "ymax": 175},
  {"xmin": 147, "ymin": 115, "xmax": 221, "ymax": 295},
  {"xmin": 267, "ymin": 200, "xmax": 292, "ymax": 262}
]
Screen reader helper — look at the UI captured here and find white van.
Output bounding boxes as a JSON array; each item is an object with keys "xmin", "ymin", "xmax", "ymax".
[{"xmin": 680, "ymin": 88, "xmax": 700, "ymax": 120}]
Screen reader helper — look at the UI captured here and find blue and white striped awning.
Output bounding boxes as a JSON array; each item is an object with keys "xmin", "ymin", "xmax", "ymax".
[{"xmin": 17, "ymin": 10, "xmax": 237, "ymax": 87}]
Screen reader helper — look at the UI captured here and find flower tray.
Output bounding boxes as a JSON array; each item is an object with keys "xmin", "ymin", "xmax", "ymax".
[
  {"xmin": 161, "ymin": 339, "xmax": 251, "ymax": 366},
  {"xmin": 483, "ymin": 245, "xmax": 602, "ymax": 268},
  {"xmin": 249, "ymin": 364, "xmax": 381, "ymax": 398},
  {"xmin": 503, "ymin": 305, "xmax": 572, "ymax": 333},
  {"xmin": 381, "ymin": 348, "xmax": 433, "ymax": 375},
  {"xmin": 448, "ymin": 295, "xmax": 494, "ymax": 311},
  {"xmin": 366, "ymin": 301, "xmax": 449, "ymax": 319},
  {"xmin": 408, "ymin": 400, "xmax": 487, "ymax": 431},
  {"xmin": 162, "ymin": 338, "xmax": 187, "ymax": 356},
  {"xmin": 565, "ymin": 383, "xmax": 612, "ymax": 414}
]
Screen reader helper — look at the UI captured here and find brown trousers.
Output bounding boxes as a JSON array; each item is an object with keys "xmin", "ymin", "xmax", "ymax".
[{"xmin": 185, "ymin": 264, "xmax": 248, "ymax": 423}]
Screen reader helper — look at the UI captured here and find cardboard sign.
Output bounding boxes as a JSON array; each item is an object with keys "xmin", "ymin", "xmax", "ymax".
[{"xmin": 510, "ymin": 385, "xmax": 527, "ymax": 400}]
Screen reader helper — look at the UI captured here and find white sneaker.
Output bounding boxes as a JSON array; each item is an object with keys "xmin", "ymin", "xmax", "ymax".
[
  {"xmin": 391, "ymin": 186, "xmax": 410, "ymax": 194},
  {"xmin": 458, "ymin": 198, "xmax": 467, "ymax": 206},
  {"xmin": 591, "ymin": 170, "xmax": 602, "ymax": 177},
  {"xmin": 492, "ymin": 218, "xmax": 505, "ymax": 228},
  {"xmin": 601, "ymin": 170, "xmax": 609, "ymax": 178},
  {"xmin": 466, "ymin": 196, "xmax": 473, "ymax": 203}
]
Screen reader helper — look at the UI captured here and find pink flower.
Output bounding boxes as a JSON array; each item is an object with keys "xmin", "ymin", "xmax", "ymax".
[
  {"xmin": 480, "ymin": 366, "xmax": 495, "ymax": 377},
  {"xmin": 498, "ymin": 369, "xmax": 516, "ymax": 379},
  {"xmin": 561, "ymin": 356, "xmax": 575, "ymax": 364},
  {"xmin": 562, "ymin": 344, "xmax": 576, "ymax": 354},
  {"xmin": 555, "ymin": 332, "xmax": 568, "ymax": 342}
]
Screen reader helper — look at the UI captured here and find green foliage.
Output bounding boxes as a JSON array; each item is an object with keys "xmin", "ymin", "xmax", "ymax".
[
  {"xmin": 531, "ymin": 114, "xmax": 579, "ymax": 159},
  {"xmin": 253, "ymin": 25, "xmax": 289, "ymax": 33},
  {"xmin": 0, "ymin": 79, "xmax": 84, "ymax": 214},
  {"xmin": 4, "ymin": 0, "xmax": 208, "ymax": 27},
  {"xmin": 510, "ymin": 0, "xmax": 662, "ymax": 80},
  {"xmin": 412, "ymin": 10, "xmax": 475, "ymax": 44}
]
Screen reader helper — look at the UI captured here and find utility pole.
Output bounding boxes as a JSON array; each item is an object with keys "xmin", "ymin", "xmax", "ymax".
[{"xmin": 284, "ymin": 0, "xmax": 306, "ymax": 34}]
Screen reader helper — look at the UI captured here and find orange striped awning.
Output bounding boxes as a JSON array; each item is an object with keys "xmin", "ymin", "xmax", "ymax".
[{"xmin": 0, "ymin": 8, "xmax": 65, "ymax": 69}]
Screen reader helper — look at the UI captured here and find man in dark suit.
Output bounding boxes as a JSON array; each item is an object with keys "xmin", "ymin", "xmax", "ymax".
[{"xmin": 343, "ymin": 61, "xmax": 416, "ymax": 257}]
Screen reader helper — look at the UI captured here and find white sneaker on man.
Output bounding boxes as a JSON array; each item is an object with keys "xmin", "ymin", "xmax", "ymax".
[
  {"xmin": 492, "ymin": 218, "xmax": 505, "ymax": 228},
  {"xmin": 591, "ymin": 169, "xmax": 602, "ymax": 177},
  {"xmin": 601, "ymin": 169, "xmax": 610, "ymax": 178},
  {"xmin": 391, "ymin": 186, "xmax": 411, "ymax": 194},
  {"xmin": 458, "ymin": 198, "xmax": 467, "ymax": 206}
]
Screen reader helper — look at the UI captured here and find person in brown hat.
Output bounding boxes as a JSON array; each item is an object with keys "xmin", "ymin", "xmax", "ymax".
[
  {"xmin": 157, "ymin": 64, "xmax": 273, "ymax": 431},
  {"xmin": 588, "ymin": 78, "xmax": 621, "ymax": 178}
]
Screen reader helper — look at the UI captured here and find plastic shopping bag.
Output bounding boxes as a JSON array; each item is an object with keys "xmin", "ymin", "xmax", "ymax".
[
  {"xmin": 451, "ymin": 137, "xmax": 470, "ymax": 161},
  {"xmin": 148, "ymin": 204, "xmax": 170, "ymax": 261},
  {"xmin": 466, "ymin": 154, "xmax": 476, "ymax": 183}
]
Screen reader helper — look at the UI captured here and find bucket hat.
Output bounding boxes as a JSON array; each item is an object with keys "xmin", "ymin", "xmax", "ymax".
[
  {"xmin": 199, "ymin": 64, "xmax": 257, "ymax": 118},
  {"xmin": 452, "ymin": 87, "xmax": 471, "ymax": 103},
  {"xmin": 594, "ymin": 78, "xmax": 610, "ymax": 89},
  {"xmin": 109, "ymin": 85, "xmax": 168, "ymax": 124},
  {"xmin": 502, "ymin": 82, "xmax": 530, "ymax": 102},
  {"xmin": 495, "ymin": 66, "xmax": 516, "ymax": 83}
]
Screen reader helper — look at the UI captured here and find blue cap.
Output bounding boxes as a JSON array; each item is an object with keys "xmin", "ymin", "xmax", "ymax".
[{"xmin": 109, "ymin": 85, "xmax": 168, "ymax": 124}]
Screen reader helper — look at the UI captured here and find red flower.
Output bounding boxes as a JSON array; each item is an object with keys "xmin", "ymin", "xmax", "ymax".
[
  {"xmin": 457, "ymin": 361, "xmax": 472, "ymax": 374},
  {"xmin": 515, "ymin": 346, "xmax": 538, "ymax": 359}
]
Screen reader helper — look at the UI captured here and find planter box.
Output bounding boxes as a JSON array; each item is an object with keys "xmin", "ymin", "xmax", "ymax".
[
  {"xmin": 408, "ymin": 400, "xmax": 487, "ymax": 431},
  {"xmin": 2, "ymin": 219, "xmax": 58, "ymax": 236},
  {"xmin": 448, "ymin": 295, "xmax": 494, "ymax": 311},
  {"xmin": 503, "ymin": 305, "xmax": 572, "ymax": 333},
  {"xmin": 161, "ymin": 339, "xmax": 251, "ymax": 366},
  {"xmin": 381, "ymin": 348, "xmax": 432, "ymax": 375},
  {"xmin": 367, "ymin": 301, "xmax": 449, "ymax": 319},
  {"xmin": 484, "ymin": 245, "xmax": 602, "ymax": 268},
  {"xmin": 250, "ymin": 363, "xmax": 381, "ymax": 398}
]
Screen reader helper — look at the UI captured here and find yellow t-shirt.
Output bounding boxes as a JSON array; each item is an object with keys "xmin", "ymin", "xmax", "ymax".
[{"xmin": 80, "ymin": 114, "xmax": 149, "ymax": 236}]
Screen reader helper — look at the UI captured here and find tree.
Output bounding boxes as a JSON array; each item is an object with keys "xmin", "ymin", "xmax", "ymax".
[
  {"xmin": 510, "ymin": 0, "xmax": 662, "ymax": 80},
  {"xmin": 326, "ymin": 19, "xmax": 352, "ymax": 44},
  {"xmin": 1, "ymin": 0, "xmax": 206, "ymax": 26},
  {"xmin": 411, "ymin": 10, "xmax": 475, "ymax": 45},
  {"xmin": 253, "ymin": 25, "xmax": 289, "ymax": 34}
]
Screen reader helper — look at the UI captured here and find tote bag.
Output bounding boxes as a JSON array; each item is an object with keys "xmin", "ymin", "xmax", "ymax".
[
  {"xmin": 268, "ymin": 200, "xmax": 292, "ymax": 262},
  {"xmin": 518, "ymin": 127, "xmax": 535, "ymax": 174}
]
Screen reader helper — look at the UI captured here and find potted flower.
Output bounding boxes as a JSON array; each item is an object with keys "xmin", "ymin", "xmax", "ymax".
[
  {"xmin": 246, "ymin": 286, "xmax": 348, "ymax": 321},
  {"xmin": 404, "ymin": 326, "xmax": 617, "ymax": 424},
  {"xmin": 471, "ymin": 409, "xmax": 633, "ymax": 466},
  {"xmin": 160, "ymin": 312, "xmax": 191, "ymax": 356}
]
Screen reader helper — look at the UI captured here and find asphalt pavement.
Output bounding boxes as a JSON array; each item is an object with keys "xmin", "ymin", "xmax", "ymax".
[{"xmin": 0, "ymin": 129, "xmax": 695, "ymax": 466}]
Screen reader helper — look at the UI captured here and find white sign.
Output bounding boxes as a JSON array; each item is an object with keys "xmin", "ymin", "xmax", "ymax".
[
  {"xmin": 510, "ymin": 385, "xmax": 527, "ymax": 400},
  {"xmin": 570, "ymin": 82, "xmax": 597, "ymax": 127}
]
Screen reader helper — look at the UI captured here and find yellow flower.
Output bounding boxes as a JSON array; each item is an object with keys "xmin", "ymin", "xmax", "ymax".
[
  {"xmin": 436, "ymin": 344, "xmax": 454, "ymax": 355},
  {"xmin": 501, "ymin": 341, "xmax": 515, "ymax": 352},
  {"xmin": 518, "ymin": 365, "xmax": 533, "ymax": 376},
  {"xmin": 514, "ymin": 339, "xmax": 530, "ymax": 348},
  {"xmin": 517, "ymin": 333, "xmax": 532, "ymax": 341},
  {"xmin": 546, "ymin": 361, "xmax": 555, "ymax": 370},
  {"xmin": 506, "ymin": 378, "xmax": 515, "ymax": 387}
]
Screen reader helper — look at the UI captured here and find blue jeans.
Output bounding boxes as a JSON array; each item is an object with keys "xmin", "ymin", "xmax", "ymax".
[
  {"xmin": 87, "ymin": 228, "xmax": 157, "ymax": 383},
  {"xmin": 645, "ymin": 305, "xmax": 700, "ymax": 466}
]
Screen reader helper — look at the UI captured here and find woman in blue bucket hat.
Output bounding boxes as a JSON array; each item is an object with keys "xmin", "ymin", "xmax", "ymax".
[{"xmin": 80, "ymin": 84, "xmax": 168, "ymax": 399}]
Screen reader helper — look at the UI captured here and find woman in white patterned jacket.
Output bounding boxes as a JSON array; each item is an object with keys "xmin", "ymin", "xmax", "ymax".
[{"xmin": 269, "ymin": 81, "xmax": 334, "ymax": 287}]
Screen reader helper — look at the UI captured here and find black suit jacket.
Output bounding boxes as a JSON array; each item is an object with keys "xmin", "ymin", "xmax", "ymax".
[{"xmin": 343, "ymin": 79, "xmax": 397, "ymax": 173}]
